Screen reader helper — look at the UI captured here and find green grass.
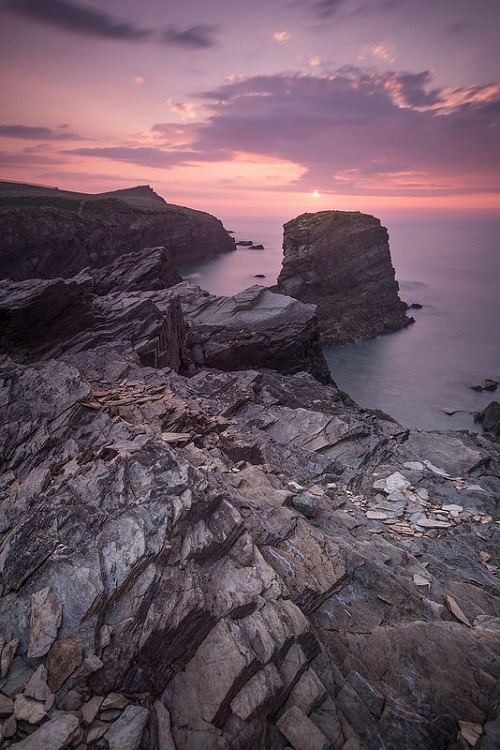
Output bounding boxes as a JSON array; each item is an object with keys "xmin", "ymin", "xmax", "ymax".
[{"xmin": 0, "ymin": 195, "xmax": 123, "ymax": 215}]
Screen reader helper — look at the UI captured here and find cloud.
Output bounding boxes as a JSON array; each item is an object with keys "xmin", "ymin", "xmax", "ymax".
[
  {"xmin": 0, "ymin": 124, "xmax": 82, "ymax": 140},
  {"xmin": 303, "ymin": 0, "xmax": 400, "ymax": 20},
  {"xmin": 132, "ymin": 76, "xmax": 146, "ymax": 86},
  {"xmin": 66, "ymin": 145, "xmax": 231, "ymax": 168},
  {"xmin": 184, "ymin": 67, "xmax": 500, "ymax": 195},
  {"xmin": 4, "ymin": 0, "xmax": 151, "ymax": 40},
  {"xmin": 161, "ymin": 24, "xmax": 218, "ymax": 48},
  {"xmin": 273, "ymin": 31, "xmax": 291, "ymax": 43},
  {"xmin": 309, "ymin": 0, "xmax": 347, "ymax": 18}
]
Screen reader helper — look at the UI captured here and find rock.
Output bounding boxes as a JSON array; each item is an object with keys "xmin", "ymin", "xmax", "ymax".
[
  {"xmin": 24, "ymin": 665, "xmax": 53, "ymax": 707},
  {"xmin": 0, "ymin": 182, "xmax": 235, "ymax": 281},
  {"xmin": 0, "ymin": 692, "xmax": 14, "ymax": 717},
  {"xmin": 251, "ymin": 244, "xmax": 264, "ymax": 249},
  {"xmin": 475, "ymin": 401, "xmax": 500, "ymax": 436},
  {"xmin": 277, "ymin": 705, "xmax": 330, "ymax": 750},
  {"xmin": 82, "ymin": 695, "xmax": 104, "ymax": 726},
  {"xmin": 14, "ymin": 693, "xmax": 47, "ymax": 724},
  {"xmin": 27, "ymin": 587, "xmax": 62, "ymax": 658},
  {"xmin": 482, "ymin": 379, "xmax": 498, "ymax": 391},
  {"xmin": 46, "ymin": 639, "xmax": 83, "ymax": 692},
  {"xmin": 160, "ymin": 281, "xmax": 332, "ymax": 383},
  {"xmin": 11, "ymin": 713, "xmax": 80, "ymax": 749},
  {"xmin": 236, "ymin": 240, "xmax": 253, "ymax": 246},
  {"xmin": 0, "ymin": 210, "xmax": 499, "ymax": 750},
  {"xmin": 408, "ymin": 302, "xmax": 423, "ymax": 309},
  {"xmin": 103, "ymin": 704, "xmax": 149, "ymax": 750},
  {"xmin": 254, "ymin": 274, "xmax": 266, "ymax": 278},
  {"xmin": 0, "ymin": 637, "xmax": 18, "ymax": 677},
  {"xmin": 154, "ymin": 700, "xmax": 177, "ymax": 750},
  {"xmin": 230, "ymin": 663, "xmax": 283, "ymax": 720},
  {"xmin": 277, "ymin": 210, "xmax": 411, "ymax": 344},
  {"xmin": 1, "ymin": 713, "xmax": 17, "ymax": 738}
]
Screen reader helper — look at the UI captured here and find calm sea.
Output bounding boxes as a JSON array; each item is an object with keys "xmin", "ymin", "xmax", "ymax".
[{"xmin": 179, "ymin": 216, "xmax": 500, "ymax": 432}]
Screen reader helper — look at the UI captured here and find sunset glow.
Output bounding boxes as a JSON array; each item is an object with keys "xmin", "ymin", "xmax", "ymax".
[{"xmin": 1, "ymin": 0, "xmax": 499, "ymax": 219}]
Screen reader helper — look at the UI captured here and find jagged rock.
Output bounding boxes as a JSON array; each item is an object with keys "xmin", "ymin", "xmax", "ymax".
[
  {"xmin": 11, "ymin": 712, "xmax": 80, "ymax": 749},
  {"xmin": 103, "ymin": 704, "xmax": 149, "ymax": 750},
  {"xmin": 156, "ymin": 281, "xmax": 332, "ymax": 382},
  {"xmin": 277, "ymin": 210, "xmax": 412, "ymax": 344},
  {"xmin": 27, "ymin": 587, "xmax": 62, "ymax": 658},
  {"xmin": 475, "ymin": 401, "xmax": 500, "ymax": 436},
  {"xmin": 0, "ymin": 220, "xmax": 499, "ymax": 750},
  {"xmin": 0, "ymin": 636, "xmax": 18, "ymax": 677},
  {"xmin": 277, "ymin": 705, "xmax": 330, "ymax": 750},
  {"xmin": 0, "ymin": 182, "xmax": 235, "ymax": 281},
  {"xmin": 46, "ymin": 639, "xmax": 83, "ymax": 692},
  {"xmin": 14, "ymin": 692, "xmax": 47, "ymax": 724},
  {"xmin": 0, "ymin": 692, "xmax": 14, "ymax": 717}
]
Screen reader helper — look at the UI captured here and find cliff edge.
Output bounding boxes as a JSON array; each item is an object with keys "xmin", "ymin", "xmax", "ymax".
[
  {"xmin": 0, "ymin": 181, "xmax": 235, "ymax": 281},
  {"xmin": 277, "ymin": 211, "xmax": 412, "ymax": 344}
]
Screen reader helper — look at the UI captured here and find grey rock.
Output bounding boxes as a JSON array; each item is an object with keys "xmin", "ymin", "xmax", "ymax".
[
  {"xmin": 11, "ymin": 712, "xmax": 80, "ymax": 749},
  {"xmin": 103, "ymin": 704, "xmax": 149, "ymax": 750},
  {"xmin": 0, "ymin": 692, "xmax": 14, "ymax": 717},
  {"xmin": 277, "ymin": 705, "xmax": 330, "ymax": 750},
  {"xmin": 27, "ymin": 587, "xmax": 62, "ymax": 658}
]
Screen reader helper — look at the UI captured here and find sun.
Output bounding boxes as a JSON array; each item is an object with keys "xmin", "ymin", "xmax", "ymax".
[{"xmin": 312, "ymin": 190, "xmax": 320, "ymax": 198}]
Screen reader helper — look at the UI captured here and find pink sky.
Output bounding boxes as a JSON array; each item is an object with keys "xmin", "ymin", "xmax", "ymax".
[{"xmin": 1, "ymin": 0, "xmax": 499, "ymax": 221}]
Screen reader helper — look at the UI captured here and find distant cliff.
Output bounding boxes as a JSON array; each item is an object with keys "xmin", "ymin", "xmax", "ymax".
[
  {"xmin": 277, "ymin": 211, "xmax": 412, "ymax": 344},
  {"xmin": 0, "ymin": 182, "xmax": 235, "ymax": 280}
]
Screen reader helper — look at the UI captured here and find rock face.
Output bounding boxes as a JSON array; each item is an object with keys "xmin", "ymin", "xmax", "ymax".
[
  {"xmin": 277, "ymin": 211, "xmax": 412, "ymax": 344},
  {"xmin": 0, "ymin": 182, "xmax": 235, "ymax": 281},
  {"xmin": 0, "ymin": 252, "xmax": 330, "ymax": 383},
  {"xmin": 0, "ymin": 216, "xmax": 499, "ymax": 749}
]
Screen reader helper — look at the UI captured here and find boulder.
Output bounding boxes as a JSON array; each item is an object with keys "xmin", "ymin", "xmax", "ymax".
[
  {"xmin": 277, "ymin": 211, "xmax": 412, "ymax": 344},
  {"xmin": 149, "ymin": 281, "xmax": 333, "ymax": 383},
  {"xmin": 475, "ymin": 401, "xmax": 500, "ymax": 436}
]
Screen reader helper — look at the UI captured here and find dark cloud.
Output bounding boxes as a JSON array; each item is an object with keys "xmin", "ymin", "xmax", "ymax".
[
  {"xmin": 0, "ymin": 124, "xmax": 81, "ymax": 140},
  {"xmin": 161, "ymin": 24, "xmax": 218, "ymax": 48},
  {"xmin": 184, "ymin": 67, "xmax": 500, "ymax": 195},
  {"xmin": 309, "ymin": 0, "xmax": 346, "ymax": 18},
  {"xmin": 302, "ymin": 0, "xmax": 400, "ymax": 20},
  {"xmin": 5, "ymin": 0, "xmax": 151, "ymax": 40},
  {"xmin": 66, "ymin": 145, "xmax": 230, "ymax": 168}
]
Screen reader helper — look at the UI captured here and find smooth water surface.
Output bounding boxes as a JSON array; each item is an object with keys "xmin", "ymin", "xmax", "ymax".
[{"xmin": 180, "ymin": 216, "xmax": 500, "ymax": 431}]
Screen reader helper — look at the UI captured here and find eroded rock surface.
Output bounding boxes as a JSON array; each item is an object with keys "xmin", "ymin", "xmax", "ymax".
[
  {"xmin": 277, "ymin": 211, "xmax": 412, "ymax": 344},
  {"xmin": 0, "ymin": 218, "xmax": 498, "ymax": 749},
  {"xmin": 0, "ymin": 348, "xmax": 498, "ymax": 749}
]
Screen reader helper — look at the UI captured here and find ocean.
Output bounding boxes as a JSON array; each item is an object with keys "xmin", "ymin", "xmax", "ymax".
[{"xmin": 179, "ymin": 215, "xmax": 500, "ymax": 432}]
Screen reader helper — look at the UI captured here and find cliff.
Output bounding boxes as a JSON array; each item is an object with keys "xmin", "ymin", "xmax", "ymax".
[
  {"xmin": 0, "ymin": 221, "xmax": 499, "ymax": 750},
  {"xmin": 0, "ymin": 182, "xmax": 235, "ymax": 280},
  {"xmin": 277, "ymin": 211, "xmax": 412, "ymax": 344}
]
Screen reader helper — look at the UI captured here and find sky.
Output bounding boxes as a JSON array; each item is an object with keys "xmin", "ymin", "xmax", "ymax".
[{"xmin": 0, "ymin": 0, "xmax": 499, "ymax": 221}]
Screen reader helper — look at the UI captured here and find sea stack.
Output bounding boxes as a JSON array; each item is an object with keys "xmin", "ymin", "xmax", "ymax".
[{"xmin": 277, "ymin": 211, "xmax": 412, "ymax": 345}]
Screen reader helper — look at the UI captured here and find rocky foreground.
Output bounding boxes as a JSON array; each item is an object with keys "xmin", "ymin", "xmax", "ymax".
[
  {"xmin": 277, "ymin": 211, "xmax": 411, "ymax": 344},
  {"xmin": 0, "ymin": 221, "xmax": 499, "ymax": 749}
]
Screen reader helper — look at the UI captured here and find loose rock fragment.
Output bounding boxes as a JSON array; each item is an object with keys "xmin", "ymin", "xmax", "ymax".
[{"xmin": 28, "ymin": 588, "xmax": 62, "ymax": 658}]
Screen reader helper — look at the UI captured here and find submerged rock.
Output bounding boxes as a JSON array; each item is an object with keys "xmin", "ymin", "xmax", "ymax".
[{"xmin": 277, "ymin": 210, "xmax": 412, "ymax": 344}]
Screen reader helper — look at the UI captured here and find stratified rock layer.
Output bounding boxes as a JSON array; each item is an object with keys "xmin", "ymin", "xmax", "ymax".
[
  {"xmin": 0, "ymin": 182, "xmax": 235, "ymax": 280},
  {"xmin": 277, "ymin": 211, "xmax": 412, "ymax": 344},
  {"xmin": 0, "ymin": 219, "xmax": 499, "ymax": 749},
  {"xmin": 0, "ymin": 351, "xmax": 499, "ymax": 750}
]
